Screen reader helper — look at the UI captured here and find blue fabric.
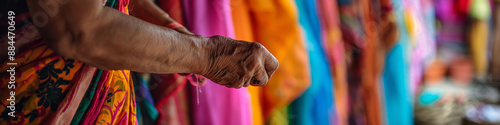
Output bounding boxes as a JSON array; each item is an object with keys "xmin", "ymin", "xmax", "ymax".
[
  {"xmin": 419, "ymin": 92, "xmax": 441, "ymax": 106},
  {"xmin": 133, "ymin": 73, "xmax": 158, "ymax": 124},
  {"xmin": 381, "ymin": 0, "xmax": 413, "ymax": 125},
  {"xmin": 289, "ymin": 0, "xmax": 335, "ymax": 124}
]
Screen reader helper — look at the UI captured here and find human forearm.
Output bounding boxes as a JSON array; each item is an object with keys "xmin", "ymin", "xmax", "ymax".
[
  {"xmin": 26, "ymin": 0, "xmax": 279, "ymax": 88},
  {"xmin": 27, "ymin": 0, "xmax": 209, "ymax": 74},
  {"xmin": 78, "ymin": 8, "xmax": 209, "ymax": 74}
]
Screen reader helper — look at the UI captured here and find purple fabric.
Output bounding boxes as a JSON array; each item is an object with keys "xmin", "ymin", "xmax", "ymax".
[
  {"xmin": 406, "ymin": 0, "xmax": 437, "ymax": 97},
  {"xmin": 434, "ymin": 0, "xmax": 467, "ymax": 45},
  {"xmin": 182, "ymin": 0, "xmax": 252, "ymax": 125}
]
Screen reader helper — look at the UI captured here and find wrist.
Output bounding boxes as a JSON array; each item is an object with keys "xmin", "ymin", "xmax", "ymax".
[{"xmin": 190, "ymin": 35, "xmax": 212, "ymax": 75}]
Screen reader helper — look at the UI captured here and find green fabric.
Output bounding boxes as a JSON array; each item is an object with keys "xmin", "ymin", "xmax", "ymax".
[
  {"xmin": 70, "ymin": 70, "xmax": 103, "ymax": 125},
  {"xmin": 133, "ymin": 72, "xmax": 157, "ymax": 124}
]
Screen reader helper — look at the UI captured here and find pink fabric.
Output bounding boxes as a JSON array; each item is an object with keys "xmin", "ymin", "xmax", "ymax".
[
  {"xmin": 182, "ymin": 0, "xmax": 252, "ymax": 125},
  {"xmin": 316, "ymin": 0, "xmax": 346, "ymax": 124},
  {"xmin": 81, "ymin": 71, "xmax": 111, "ymax": 124}
]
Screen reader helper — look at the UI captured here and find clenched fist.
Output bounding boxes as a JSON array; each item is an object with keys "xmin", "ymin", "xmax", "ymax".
[{"xmin": 200, "ymin": 36, "xmax": 279, "ymax": 88}]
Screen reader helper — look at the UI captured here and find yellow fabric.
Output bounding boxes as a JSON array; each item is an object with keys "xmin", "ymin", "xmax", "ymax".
[
  {"xmin": 267, "ymin": 107, "xmax": 288, "ymax": 125},
  {"xmin": 94, "ymin": 70, "xmax": 137, "ymax": 125},
  {"xmin": 0, "ymin": 45, "xmax": 83, "ymax": 124},
  {"xmin": 469, "ymin": 20, "xmax": 489, "ymax": 77}
]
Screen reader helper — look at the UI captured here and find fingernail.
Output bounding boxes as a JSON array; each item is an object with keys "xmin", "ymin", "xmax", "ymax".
[{"xmin": 252, "ymin": 80, "xmax": 260, "ymax": 85}]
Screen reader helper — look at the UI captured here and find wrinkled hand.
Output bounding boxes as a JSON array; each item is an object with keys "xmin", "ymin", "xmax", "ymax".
[{"xmin": 200, "ymin": 36, "xmax": 279, "ymax": 88}]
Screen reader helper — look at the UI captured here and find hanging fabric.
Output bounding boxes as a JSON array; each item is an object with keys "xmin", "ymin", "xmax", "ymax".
[
  {"xmin": 316, "ymin": 0, "xmax": 348, "ymax": 124},
  {"xmin": 182, "ymin": 0, "xmax": 253, "ymax": 124},
  {"xmin": 229, "ymin": 0, "xmax": 264, "ymax": 124},
  {"xmin": 491, "ymin": 0, "xmax": 500, "ymax": 84},
  {"xmin": 381, "ymin": 0, "xmax": 413, "ymax": 124},
  {"xmin": 244, "ymin": 0, "xmax": 312, "ymax": 123},
  {"xmin": 289, "ymin": 0, "xmax": 335, "ymax": 124}
]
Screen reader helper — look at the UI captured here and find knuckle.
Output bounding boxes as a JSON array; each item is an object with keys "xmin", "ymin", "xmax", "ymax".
[{"xmin": 251, "ymin": 42, "xmax": 264, "ymax": 50}]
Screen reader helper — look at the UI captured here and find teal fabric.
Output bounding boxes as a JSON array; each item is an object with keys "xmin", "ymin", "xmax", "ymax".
[
  {"xmin": 289, "ymin": 0, "xmax": 335, "ymax": 124},
  {"xmin": 419, "ymin": 92, "xmax": 441, "ymax": 105},
  {"xmin": 132, "ymin": 73, "xmax": 158, "ymax": 125},
  {"xmin": 382, "ymin": 0, "xmax": 413, "ymax": 124}
]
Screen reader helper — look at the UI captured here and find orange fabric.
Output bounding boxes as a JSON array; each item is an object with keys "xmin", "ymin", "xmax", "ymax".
[
  {"xmin": 230, "ymin": 0, "xmax": 263, "ymax": 125},
  {"xmin": 245, "ymin": 0, "xmax": 311, "ymax": 120},
  {"xmin": 359, "ymin": 0, "xmax": 387, "ymax": 124},
  {"xmin": 0, "ymin": 42, "xmax": 84, "ymax": 124}
]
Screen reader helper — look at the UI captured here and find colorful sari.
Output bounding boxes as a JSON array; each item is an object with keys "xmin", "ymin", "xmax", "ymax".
[{"xmin": 0, "ymin": 0, "xmax": 138, "ymax": 124}]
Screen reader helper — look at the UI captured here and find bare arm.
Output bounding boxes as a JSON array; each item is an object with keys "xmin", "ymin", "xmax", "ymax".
[
  {"xmin": 26, "ymin": 0, "xmax": 278, "ymax": 88},
  {"xmin": 27, "ymin": 0, "xmax": 203, "ymax": 74}
]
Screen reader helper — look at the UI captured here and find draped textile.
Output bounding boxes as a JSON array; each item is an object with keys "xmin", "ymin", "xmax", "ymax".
[
  {"xmin": 405, "ymin": 0, "xmax": 437, "ymax": 97},
  {"xmin": 316, "ymin": 0, "xmax": 347, "ymax": 124},
  {"xmin": 149, "ymin": 73, "xmax": 191, "ymax": 125},
  {"xmin": 434, "ymin": 0, "xmax": 468, "ymax": 57},
  {"xmin": 182, "ymin": 0, "xmax": 252, "ymax": 125},
  {"xmin": 381, "ymin": 0, "xmax": 413, "ymax": 124},
  {"xmin": 229, "ymin": 0, "xmax": 263, "ymax": 125},
  {"xmin": 230, "ymin": 0, "xmax": 312, "ymax": 124},
  {"xmin": 359, "ymin": 0, "xmax": 387, "ymax": 124},
  {"xmin": 143, "ymin": 1, "xmax": 201, "ymax": 124},
  {"xmin": 79, "ymin": 70, "xmax": 137, "ymax": 125},
  {"xmin": 1, "ymin": 0, "xmax": 137, "ymax": 124},
  {"xmin": 289, "ymin": 0, "xmax": 335, "ymax": 124},
  {"xmin": 491, "ymin": 0, "xmax": 500, "ymax": 83},
  {"xmin": 133, "ymin": 73, "xmax": 157, "ymax": 125},
  {"xmin": 468, "ymin": 0, "xmax": 491, "ymax": 78},
  {"xmin": 246, "ymin": 0, "xmax": 311, "ymax": 120},
  {"xmin": 337, "ymin": 0, "xmax": 369, "ymax": 123},
  {"xmin": 0, "ymin": 48, "xmax": 84, "ymax": 124}
]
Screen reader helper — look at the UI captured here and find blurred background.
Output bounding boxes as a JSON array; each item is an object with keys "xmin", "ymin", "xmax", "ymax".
[{"xmin": 140, "ymin": 0, "xmax": 500, "ymax": 125}]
